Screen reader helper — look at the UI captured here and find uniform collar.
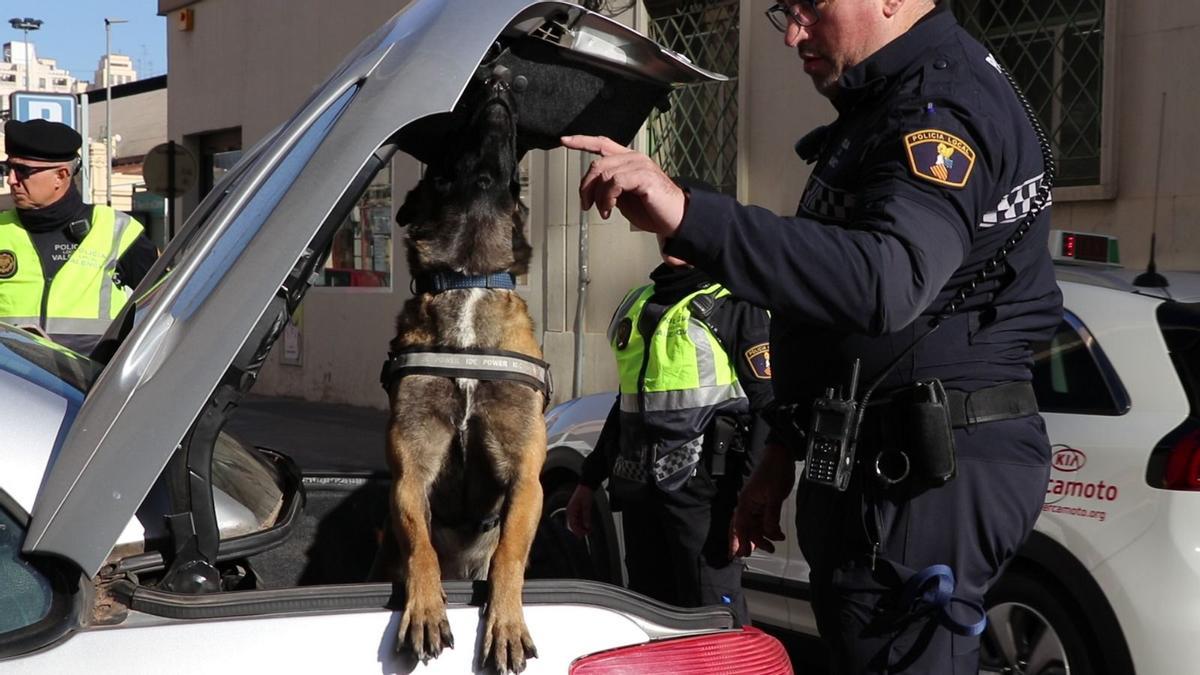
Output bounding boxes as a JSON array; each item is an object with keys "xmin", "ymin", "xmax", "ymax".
[
  {"xmin": 15, "ymin": 184, "xmax": 88, "ymax": 233},
  {"xmin": 649, "ymin": 263, "xmax": 712, "ymax": 305},
  {"xmin": 833, "ymin": 3, "xmax": 956, "ymax": 112}
]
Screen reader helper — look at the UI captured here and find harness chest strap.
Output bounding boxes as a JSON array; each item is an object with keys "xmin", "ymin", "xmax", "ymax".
[{"xmin": 379, "ymin": 347, "xmax": 553, "ymax": 401}]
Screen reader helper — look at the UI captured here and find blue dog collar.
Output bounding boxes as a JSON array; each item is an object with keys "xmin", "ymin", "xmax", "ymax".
[{"xmin": 413, "ymin": 271, "xmax": 516, "ymax": 294}]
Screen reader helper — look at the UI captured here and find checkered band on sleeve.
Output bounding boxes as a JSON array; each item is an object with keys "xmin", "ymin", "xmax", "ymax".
[
  {"xmin": 979, "ymin": 173, "xmax": 1051, "ymax": 229},
  {"xmin": 799, "ymin": 176, "xmax": 858, "ymax": 223}
]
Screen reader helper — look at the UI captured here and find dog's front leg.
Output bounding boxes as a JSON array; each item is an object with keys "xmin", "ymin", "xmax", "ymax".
[
  {"xmin": 481, "ymin": 426, "xmax": 546, "ymax": 674},
  {"xmin": 388, "ymin": 434, "xmax": 454, "ymax": 663}
]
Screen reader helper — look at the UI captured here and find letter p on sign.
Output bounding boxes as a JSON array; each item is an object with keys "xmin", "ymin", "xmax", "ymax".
[{"xmin": 29, "ymin": 102, "xmax": 63, "ymax": 123}]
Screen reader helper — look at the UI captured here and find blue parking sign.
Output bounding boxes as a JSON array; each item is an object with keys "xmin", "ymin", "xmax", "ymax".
[{"xmin": 10, "ymin": 92, "xmax": 78, "ymax": 130}]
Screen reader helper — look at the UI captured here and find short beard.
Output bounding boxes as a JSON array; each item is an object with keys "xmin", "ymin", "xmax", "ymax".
[{"xmin": 811, "ymin": 73, "xmax": 840, "ymax": 99}]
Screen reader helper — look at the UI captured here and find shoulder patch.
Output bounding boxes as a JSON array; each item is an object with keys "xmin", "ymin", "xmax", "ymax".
[
  {"xmin": 615, "ymin": 317, "xmax": 633, "ymax": 350},
  {"xmin": 744, "ymin": 343, "xmax": 771, "ymax": 380},
  {"xmin": 904, "ymin": 129, "xmax": 976, "ymax": 189},
  {"xmin": 0, "ymin": 250, "xmax": 16, "ymax": 279}
]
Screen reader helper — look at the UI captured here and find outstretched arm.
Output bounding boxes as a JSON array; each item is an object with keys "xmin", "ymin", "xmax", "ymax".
[{"xmin": 564, "ymin": 97, "xmax": 993, "ymax": 335}]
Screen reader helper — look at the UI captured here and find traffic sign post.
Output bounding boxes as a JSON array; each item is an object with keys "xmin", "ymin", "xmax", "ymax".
[
  {"xmin": 79, "ymin": 93, "xmax": 91, "ymax": 202},
  {"xmin": 143, "ymin": 141, "xmax": 198, "ymax": 241}
]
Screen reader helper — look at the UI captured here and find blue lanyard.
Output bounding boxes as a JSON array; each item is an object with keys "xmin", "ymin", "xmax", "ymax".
[{"xmin": 900, "ymin": 564, "xmax": 988, "ymax": 637}]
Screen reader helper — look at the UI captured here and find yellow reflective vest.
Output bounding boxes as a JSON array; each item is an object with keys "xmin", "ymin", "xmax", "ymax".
[
  {"xmin": 0, "ymin": 206, "xmax": 143, "ymax": 345},
  {"xmin": 607, "ymin": 282, "xmax": 748, "ymax": 490}
]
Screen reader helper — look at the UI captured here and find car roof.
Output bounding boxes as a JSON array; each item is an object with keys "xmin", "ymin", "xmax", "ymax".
[
  {"xmin": 1055, "ymin": 263, "xmax": 1200, "ymax": 303},
  {"xmin": 1110, "ymin": 268, "xmax": 1200, "ymax": 303},
  {"xmin": 24, "ymin": 0, "xmax": 723, "ymax": 575}
]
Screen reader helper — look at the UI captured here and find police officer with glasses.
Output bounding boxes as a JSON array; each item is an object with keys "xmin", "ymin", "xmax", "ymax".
[
  {"xmin": 562, "ymin": 0, "xmax": 1062, "ymax": 671},
  {"xmin": 0, "ymin": 119, "xmax": 157, "ymax": 354}
]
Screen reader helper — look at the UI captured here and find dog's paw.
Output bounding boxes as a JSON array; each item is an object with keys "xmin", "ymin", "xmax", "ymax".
[
  {"xmin": 480, "ymin": 609, "xmax": 537, "ymax": 674},
  {"xmin": 396, "ymin": 591, "xmax": 454, "ymax": 663}
]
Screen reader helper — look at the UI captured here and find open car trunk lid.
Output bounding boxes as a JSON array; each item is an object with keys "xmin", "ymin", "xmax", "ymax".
[{"xmin": 24, "ymin": 0, "xmax": 723, "ymax": 577}]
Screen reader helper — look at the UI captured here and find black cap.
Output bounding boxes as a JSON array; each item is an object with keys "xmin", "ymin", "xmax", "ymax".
[{"xmin": 4, "ymin": 119, "xmax": 82, "ymax": 162}]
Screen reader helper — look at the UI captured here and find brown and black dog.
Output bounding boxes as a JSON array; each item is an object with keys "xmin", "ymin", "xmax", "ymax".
[{"xmin": 374, "ymin": 79, "xmax": 545, "ymax": 673}]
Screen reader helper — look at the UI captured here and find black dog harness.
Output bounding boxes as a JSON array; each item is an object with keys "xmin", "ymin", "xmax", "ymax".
[
  {"xmin": 380, "ymin": 347, "xmax": 552, "ymax": 400},
  {"xmin": 381, "ymin": 271, "xmax": 553, "ymax": 402}
]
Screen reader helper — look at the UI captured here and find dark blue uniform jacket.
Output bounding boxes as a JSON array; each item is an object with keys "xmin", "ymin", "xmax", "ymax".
[{"xmin": 665, "ymin": 5, "xmax": 1063, "ymax": 406}]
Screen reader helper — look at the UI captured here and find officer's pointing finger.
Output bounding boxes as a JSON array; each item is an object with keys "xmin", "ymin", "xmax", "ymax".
[{"xmin": 561, "ymin": 134, "xmax": 630, "ymax": 157}]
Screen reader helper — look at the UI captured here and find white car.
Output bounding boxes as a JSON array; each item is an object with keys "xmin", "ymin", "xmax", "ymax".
[
  {"xmin": 0, "ymin": 2, "xmax": 793, "ymax": 673},
  {"xmin": 542, "ymin": 257, "xmax": 1200, "ymax": 674}
]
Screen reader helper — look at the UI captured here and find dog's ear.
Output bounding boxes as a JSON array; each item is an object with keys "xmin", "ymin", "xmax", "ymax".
[{"xmin": 394, "ymin": 183, "xmax": 424, "ymax": 228}]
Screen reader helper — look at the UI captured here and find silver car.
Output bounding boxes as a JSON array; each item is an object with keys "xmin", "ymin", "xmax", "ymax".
[{"xmin": 0, "ymin": 1, "xmax": 792, "ymax": 672}]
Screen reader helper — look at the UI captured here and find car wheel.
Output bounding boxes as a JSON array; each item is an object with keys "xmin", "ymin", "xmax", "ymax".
[
  {"xmin": 527, "ymin": 480, "xmax": 617, "ymax": 583},
  {"xmin": 979, "ymin": 569, "xmax": 1095, "ymax": 675}
]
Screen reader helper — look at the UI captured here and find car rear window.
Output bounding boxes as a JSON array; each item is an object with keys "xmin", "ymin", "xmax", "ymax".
[{"xmin": 1156, "ymin": 301, "xmax": 1200, "ymax": 414}]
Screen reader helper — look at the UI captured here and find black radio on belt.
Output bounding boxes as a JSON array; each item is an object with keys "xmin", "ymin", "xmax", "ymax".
[{"xmin": 803, "ymin": 359, "xmax": 862, "ymax": 491}]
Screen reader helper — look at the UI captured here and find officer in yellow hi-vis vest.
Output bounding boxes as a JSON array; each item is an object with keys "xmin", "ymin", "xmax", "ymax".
[
  {"xmin": 566, "ymin": 234, "xmax": 775, "ymax": 625},
  {"xmin": 0, "ymin": 119, "xmax": 157, "ymax": 354}
]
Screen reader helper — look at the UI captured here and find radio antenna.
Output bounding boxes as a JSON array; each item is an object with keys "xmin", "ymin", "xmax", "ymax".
[{"xmin": 1135, "ymin": 92, "xmax": 1170, "ymax": 292}]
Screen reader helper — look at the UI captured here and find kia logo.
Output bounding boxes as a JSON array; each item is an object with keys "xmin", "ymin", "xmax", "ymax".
[{"xmin": 1052, "ymin": 446, "xmax": 1087, "ymax": 473}]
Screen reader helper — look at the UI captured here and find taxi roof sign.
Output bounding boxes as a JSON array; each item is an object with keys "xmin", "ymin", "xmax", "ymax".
[{"xmin": 1049, "ymin": 229, "xmax": 1121, "ymax": 267}]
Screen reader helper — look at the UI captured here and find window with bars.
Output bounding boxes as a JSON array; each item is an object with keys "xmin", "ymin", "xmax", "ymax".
[
  {"xmin": 954, "ymin": 0, "xmax": 1106, "ymax": 187},
  {"xmin": 645, "ymin": 0, "xmax": 739, "ymax": 196}
]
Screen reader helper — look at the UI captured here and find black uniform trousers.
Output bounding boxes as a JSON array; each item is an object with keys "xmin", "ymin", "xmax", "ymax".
[
  {"xmin": 618, "ymin": 461, "xmax": 750, "ymax": 626},
  {"xmin": 797, "ymin": 415, "xmax": 1051, "ymax": 674}
]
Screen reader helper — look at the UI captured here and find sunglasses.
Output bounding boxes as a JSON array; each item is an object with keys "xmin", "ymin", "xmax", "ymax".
[{"xmin": 2, "ymin": 161, "xmax": 66, "ymax": 181}]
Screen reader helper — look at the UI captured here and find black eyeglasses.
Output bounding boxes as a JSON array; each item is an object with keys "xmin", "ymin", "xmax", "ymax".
[
  {"xmin": 765, "ymin": 0, "xmax": 821, "ymax": 32},
  {"xmin": 2, "ymin": 161, "xmax": 64, "ymax": 181}
]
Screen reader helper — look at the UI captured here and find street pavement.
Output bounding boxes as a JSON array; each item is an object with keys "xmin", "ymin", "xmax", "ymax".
[{"xmin": 224, "ymin": 394, "xmax": 389, "ymax": 473}]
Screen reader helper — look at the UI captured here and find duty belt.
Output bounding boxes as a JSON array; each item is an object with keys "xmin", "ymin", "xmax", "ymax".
[
  {"xmin": 380, "ymin": 347, "xmax": 553, "ymax": 402},
  {"xmin": 869, "ymin": 380, "xmax": 1038, "ymax": 429}
]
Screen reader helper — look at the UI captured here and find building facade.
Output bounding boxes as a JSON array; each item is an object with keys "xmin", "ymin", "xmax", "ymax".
[
  {"xmin": 158, "ymin": 0, "xmax": 1200, "ymax": 410},
  {"xmin": 0, "ymin": 42, "xmax": 88, "ymax": 101},
  {"xmin": 93, "ymin": 53, "xmax": 139, "ymax": 88}
]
